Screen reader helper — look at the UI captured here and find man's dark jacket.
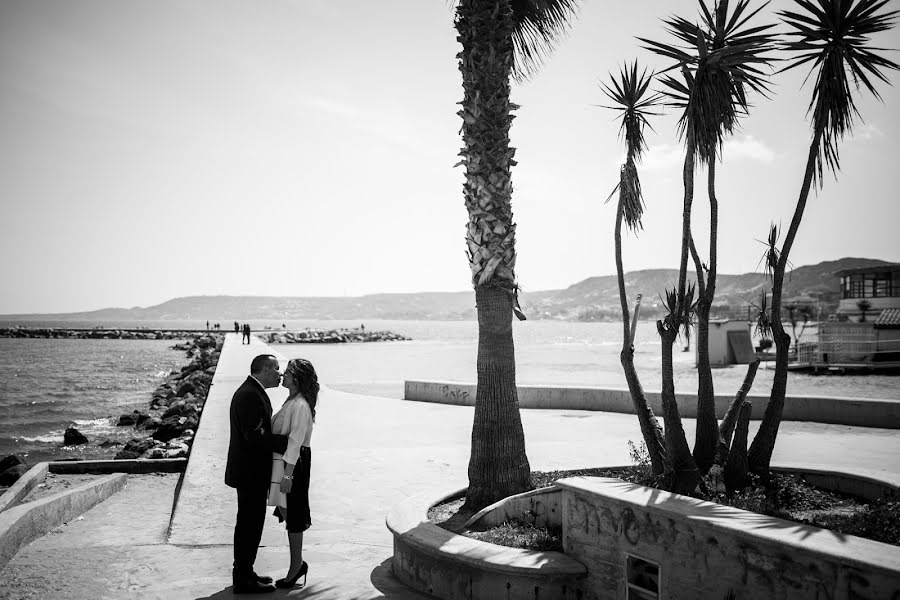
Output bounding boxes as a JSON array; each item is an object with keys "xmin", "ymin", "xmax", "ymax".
[{"xmin": 225, "ymin": 376, "xmax": 289, "ymax": 489}]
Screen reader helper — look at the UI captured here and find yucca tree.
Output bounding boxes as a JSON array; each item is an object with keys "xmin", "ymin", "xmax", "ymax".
[
  {"xmin": 640, "ymin": 0, "xmax": 776, "ymax": 491},
  {"xmin": 454, "ymin": 0, "xmax": 579, "ymax": 511},
  {"xmin": 749, "ymin": 0, "xmax": 899, "ymax": 476},
  {"xmin": 600, "ymin": 61, "xmax": 667, "ymax": 476}
]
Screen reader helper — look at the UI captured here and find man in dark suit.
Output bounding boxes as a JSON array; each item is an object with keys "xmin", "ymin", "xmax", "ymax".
[{"xmin": 225, "ymin": 354, "xmax": 289, "ymax": 594}]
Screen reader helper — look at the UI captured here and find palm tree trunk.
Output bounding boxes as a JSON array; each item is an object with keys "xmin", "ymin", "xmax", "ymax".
[
  {"xmin": 616, "ymin": 189, "xmax": 666, "ymax": 475},
  {"xmin": 656, "ymin": 132, "xmax": 700, "ymax": 495},
  {"xmin": 693, "ymin": 160, "xmax": 720, "ymax": 474},
  {"xmin": 748, "ymin": 128, "xmax": 823, "ymax": 476},
  {"xmin": 457, "ymin": 0, "xmax": 531, "ymax": 511},
  {"xmin": 724, "ymin": 401, "xmax": 752, "ymax": 493},
  {"xmin": 717, "ymin": 358, "xmax": 760, "ymax": 465},
  {"xmin": 464, "ymin": 286, "xmax": 532, "ymax": 510}
]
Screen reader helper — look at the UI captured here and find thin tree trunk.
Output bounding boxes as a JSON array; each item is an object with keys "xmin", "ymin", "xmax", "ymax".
[
  {"xmin": 464, "ymin": 286, "xmax": 532, "ymax": 510},
  {"xmin": 656, "ymin": 133, "xmax": 700, "ymax": 495},
  {"xmin": 724, "ymin": 401, "xmax": 752, "ymax": 493},
  {"xmin": 717, "ymin": 358, "xmax": 760, "ymax": 465},
  {"xmin": 748, "ymin": 129, "xmax": 823, "ymax": 476},
  {"xmin": 692, "ymin": 161, "xmax": 720, "ymax": 474},
  {"xmin": 660, "ymin": 325, "xmax": 700, "ymax": 495},
  {"xmin": 616, "ymin": 190, "xmax": 666, "ymax": 475}
]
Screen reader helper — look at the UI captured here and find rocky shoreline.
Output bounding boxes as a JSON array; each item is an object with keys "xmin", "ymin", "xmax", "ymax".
[
  {"xmin": 261, "ymin": 328, "xmax": 410, "ymax": 344},
  {"xmin": 0, "ymin": 334, "xmax": 222, "ymax": 487},
  {"xmin": 108, "ymin": 334, "xmax": 222, "ymax": 460},
  {"xmin": 0, "ymin": 327, "xmax": 212, "ymax": 340},
  {"xmin": 0, "ymin": 327, "xmax": 411, "ymax": 343}
]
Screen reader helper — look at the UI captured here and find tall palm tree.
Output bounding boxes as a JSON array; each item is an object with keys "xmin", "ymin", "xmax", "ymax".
[
  {"xmin": 640, "ymin": 0, "xmax": 776, "ymax": 489},
  {"xmin": 600, "ymin": 61, "xmax": 667, "ymax": 476},
  {"xmin": 454, "ymin": 0, "xmax": 579, "ymax": 511},
  {"xmin": 748, "ymin": 0, "xmax": 899, "ymax": 476}
]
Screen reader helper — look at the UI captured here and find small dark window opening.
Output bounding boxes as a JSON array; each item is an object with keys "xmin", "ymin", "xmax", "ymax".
[{"xmin": 626, "ymin": 554, "xmax": 660, "ymax": 599}]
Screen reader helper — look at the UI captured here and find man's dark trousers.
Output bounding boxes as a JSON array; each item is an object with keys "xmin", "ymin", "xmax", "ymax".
[{"xmin": 233, "ymin": 486, "xmax": 268, "ymax": 577}]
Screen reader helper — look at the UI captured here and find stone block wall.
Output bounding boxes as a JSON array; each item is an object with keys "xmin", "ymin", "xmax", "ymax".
[{"xmin": 557, "ymin": 477, "xmax": 900, "ymax": 600}]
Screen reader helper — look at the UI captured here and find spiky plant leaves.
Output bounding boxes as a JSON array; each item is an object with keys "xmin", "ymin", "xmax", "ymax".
[
  {"xmin": 600, "ymin": 61, "xmax": 664, "ymax": 232},
  {"xmin": 639, "ymin": 0, "xmax": 778, "ymax": 165},
  {"xmin": 778, "ymin": 0, "xmax": 900, "ymax": 188}
]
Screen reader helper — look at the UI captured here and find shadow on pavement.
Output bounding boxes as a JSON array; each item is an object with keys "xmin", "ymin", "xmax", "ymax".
[
  {"xmin": 370, "ymin": 557, "xmax": 432, "ymax": 599},
  {"xmin": 195, "ymin": 582, "xmax": 342, "ymax": 599}
]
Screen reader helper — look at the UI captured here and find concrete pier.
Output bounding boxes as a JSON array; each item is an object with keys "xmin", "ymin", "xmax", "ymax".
[{"xmin": 2, "ymin": 333, "xmax": 899, "ymax": 599}]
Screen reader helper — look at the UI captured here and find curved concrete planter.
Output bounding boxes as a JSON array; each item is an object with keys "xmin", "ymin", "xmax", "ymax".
[
  {"xmin": 0, "ymin": 473, "xmax": 126, "ymax": 569},
  {"xmin": 386, "ymin": 489, "xmax": 587, "ymax": 600},
  {"xmin": 388, "ymin": 465, "xmax": 900, "ymax": 600}
]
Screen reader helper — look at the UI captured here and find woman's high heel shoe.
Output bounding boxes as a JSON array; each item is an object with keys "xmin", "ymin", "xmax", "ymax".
[{"xmin": 275, "ymin": 561, "xmax": 308, "ymax": 589}]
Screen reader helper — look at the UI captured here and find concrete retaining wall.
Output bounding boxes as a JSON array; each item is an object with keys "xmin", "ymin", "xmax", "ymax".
[
  {"xmin": 0, "ymin": 463, "xmax": 48, "ymax": 514},
  {"xmin": 557, "ymin": 477, "xmax": 900, "ymax": 600},
  {"xmin": 0, "ymin": 473, "xmax": 126, "ymax": 569},
  {"xmin": 404, "ymin": 380, "xmax": 900, "ymax": 428},
  {"xmin": 387, "ymin": 489, "xmax": 587, "ymax": 600},
  {"xmin": 48, "ymin": 458, "xmax": 186, "ymax": 475}
]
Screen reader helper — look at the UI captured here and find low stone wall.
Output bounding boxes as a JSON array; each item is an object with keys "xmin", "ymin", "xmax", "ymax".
[
  {"xmin": 0, "ymin": 473, "xmax": 126, "ymax": 569},
  {"xmin": 557, "ymin": 476, "xmax": 900, "ymax": 600},
  {"xmin": 404, "ymin": 380, "xmax": 900, "ymax": 428},
  {"xmin": 387, "ymin": 489, "xmax": 587, "ymax": 600},
  {"xmin": 0, "ymin": 464, "xmax": 48, "ymax": 514},
  {"xmin": 463, "ymin": 487, "xmax": 563, "ymax": 531}
]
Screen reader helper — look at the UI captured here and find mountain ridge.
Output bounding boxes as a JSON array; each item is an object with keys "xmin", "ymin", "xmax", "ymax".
[{"xmin": 2, "ymin": 257, "xmax": 892, "ymax": 322}]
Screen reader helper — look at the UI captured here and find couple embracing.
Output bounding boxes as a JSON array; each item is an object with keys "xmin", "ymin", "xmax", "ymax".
[{"xmin": 224, "ymin": 354, "xmax": 319, "ymax": 594}]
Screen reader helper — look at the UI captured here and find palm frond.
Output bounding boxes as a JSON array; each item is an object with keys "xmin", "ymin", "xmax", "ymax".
[
  {"xmin": 509, "ymin": 0, "xmax": 581, "ymax": 82},
  {"xmin": 640, "ymin": 0, "xmax": 778, "ymax": 164},
  {"xmin": 779, "ymin": 0, "xmax": 900, "ymax": 188},
  {"xmin": 599, "ymin": 61, "xmax": 664, "ymax": 231}
]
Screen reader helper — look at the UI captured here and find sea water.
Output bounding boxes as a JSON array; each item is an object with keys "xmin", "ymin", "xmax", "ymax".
[{"xmin": 1, "ymin": 319, "xmax": 897, "ymax": 465}]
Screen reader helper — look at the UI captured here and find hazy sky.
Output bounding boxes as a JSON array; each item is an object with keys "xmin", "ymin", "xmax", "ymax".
[{"xmin": 1, "ymin": 0, "xmax": 898, "ymax": 314}]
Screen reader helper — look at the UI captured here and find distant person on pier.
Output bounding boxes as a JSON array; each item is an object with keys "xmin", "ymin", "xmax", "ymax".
[
  {"xmin": 242, "ymin": 323, "xmax": 251, "ymax": 345},
  {"xmin": 225, "ymin": 354, "xmax": 289, "ymax": 594},
  {"xmin": 268, "ymin": 358, "xmax": 319, "ymax": 589},
  {"xmin": 234, "ymin": 321, "xmax": 240, "ymax": 335},
  {"xmin": 206, "ymin": 320, "xmax": 210, "ymax": 331}
]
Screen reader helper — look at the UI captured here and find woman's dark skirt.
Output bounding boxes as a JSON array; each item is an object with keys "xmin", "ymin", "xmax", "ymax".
[{"xmin": 285, "ymin": 446, "xmax": 311, "ymax": 533}]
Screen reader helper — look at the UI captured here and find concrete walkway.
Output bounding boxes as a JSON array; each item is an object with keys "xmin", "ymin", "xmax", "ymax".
[{"xmin": 2, "ymin": 333, "xmax": 900, "ymax": 599}]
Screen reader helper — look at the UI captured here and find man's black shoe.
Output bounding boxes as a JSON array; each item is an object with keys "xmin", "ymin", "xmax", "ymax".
[
  {"xmin": 233, "ymin": 579, "xmax": 275, "ymax": 594},
  {"xmin": 253, "ymin": 572, "xmax": 273, "ymax": 585}
]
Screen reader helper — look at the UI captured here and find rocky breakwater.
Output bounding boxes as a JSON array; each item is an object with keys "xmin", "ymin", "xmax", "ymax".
[
  {"xmin": 262, "ymin": 328, "xmax": 410, "ymax": 344},
  {"xmin": 111, "ymin": 334, "xmax": 222, "ymax": 460},
  {"xmin": 0, "ymin": 327, "xmax": 210, "ymax": 340}
]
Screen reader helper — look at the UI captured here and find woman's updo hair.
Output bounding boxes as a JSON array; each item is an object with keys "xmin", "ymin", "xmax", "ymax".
[{"xmin": 286, "ymin": 358, "xmax": 319, "ymax": 421}]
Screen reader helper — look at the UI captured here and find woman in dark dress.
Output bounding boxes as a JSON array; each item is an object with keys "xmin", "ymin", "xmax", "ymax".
[{"xmin": 267, "ymin": 358, "xmax": 318, "ymax": 589}]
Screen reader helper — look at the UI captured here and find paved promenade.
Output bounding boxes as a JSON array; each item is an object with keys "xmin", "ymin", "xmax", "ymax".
[{"xmin": 2, "ymin": 334, "xmax": 900, "ymax": 598}]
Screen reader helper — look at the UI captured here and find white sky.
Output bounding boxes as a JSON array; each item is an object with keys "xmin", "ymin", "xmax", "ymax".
[{"xmin": 1, "ymin": 0, "xmax": 898, "ymax": 314}]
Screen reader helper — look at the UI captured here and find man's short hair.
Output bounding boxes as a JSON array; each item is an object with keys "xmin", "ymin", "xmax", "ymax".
[{"xmin": 250, "ymin": 354, "xmax": 277, "ymax": 374}]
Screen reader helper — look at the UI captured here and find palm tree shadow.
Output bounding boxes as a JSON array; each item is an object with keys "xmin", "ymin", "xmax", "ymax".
[{"xmin": 627, "ymin": 481, "xmax": 861, "ymax": 544}]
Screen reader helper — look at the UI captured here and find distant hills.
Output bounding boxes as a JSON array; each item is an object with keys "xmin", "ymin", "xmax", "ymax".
[{"xmin": 1, "ymin": 258, "xmax": 891, "ymax": 323}]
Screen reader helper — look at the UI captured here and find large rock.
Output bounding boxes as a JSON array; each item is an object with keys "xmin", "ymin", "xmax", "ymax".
[
  {"xmin": 163, "ymin": 401, "xmax": 198, "ymax": 420},
  {"xmin": 152, "ymin": 415, "xmax": 198, "ymax": 443},
  {"xmin": 123, "ymin": 437, "xmax": 157, "ymax": 456},
  {"xmin": 138, "ymin": 416, "xmax": 162, "ymax": 431},
  {"xmin": 117, "ymin": 410, "xmax": 152, "ymax": 427},
  {"xmin": 0, "ymin": 454, "xmax": 25, "ymax": 473},
  {"xmin": 63, "ymin": 427, "xmax": 88, "ymax": 445},
  {"xmin": 0, "ymin": 464, "xmax": 29, "ymax": 486},
  {"xmin": 114, "ymin": 450, "xmax": 141, "ymax": 460}
]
